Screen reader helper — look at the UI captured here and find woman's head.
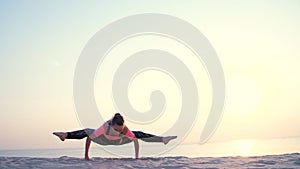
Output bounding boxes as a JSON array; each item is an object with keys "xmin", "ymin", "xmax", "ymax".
[{"xmin": 111, "ymin": 113, "xmax": 124, "ymax": 132}]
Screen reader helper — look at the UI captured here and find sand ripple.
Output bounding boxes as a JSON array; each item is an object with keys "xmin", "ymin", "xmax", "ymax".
[{"xmin": 0, "ymin": 153, "xmax": 299, "ymax": 169}]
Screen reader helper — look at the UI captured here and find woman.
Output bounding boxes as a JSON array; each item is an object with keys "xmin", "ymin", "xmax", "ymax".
[{"xmin": 53, "ymin": 113, "xmax": 177, "ymax": 160}]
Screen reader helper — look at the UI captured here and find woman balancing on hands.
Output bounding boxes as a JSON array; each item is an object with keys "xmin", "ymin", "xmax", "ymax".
[{"xmin": 53, "ymin": 113, "xmax": 177, "ymax": 160}]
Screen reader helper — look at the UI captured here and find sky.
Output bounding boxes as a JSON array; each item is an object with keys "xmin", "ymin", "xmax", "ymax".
[{"xmin": 0, "ymin": 0, "xmax": 300, "ymax": 153}]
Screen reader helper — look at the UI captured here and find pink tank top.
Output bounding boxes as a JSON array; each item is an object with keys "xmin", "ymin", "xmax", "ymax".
[{"xmin": 93, "ymin": 121, "xmax": 135, "ymax": 140}]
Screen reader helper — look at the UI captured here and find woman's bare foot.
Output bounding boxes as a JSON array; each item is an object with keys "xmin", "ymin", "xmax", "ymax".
[
  {"xmin": 162, "ymin": 136, "xmax": 177, "ymax": 145},
  {"xmin": 53, "ymin": 132, "xmax": 67, "ymax": 141}
]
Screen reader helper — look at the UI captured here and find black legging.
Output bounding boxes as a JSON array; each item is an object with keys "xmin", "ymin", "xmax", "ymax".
[{"xmin": 66, "ymin": 128, "xmax": 163, "ymax": 142}]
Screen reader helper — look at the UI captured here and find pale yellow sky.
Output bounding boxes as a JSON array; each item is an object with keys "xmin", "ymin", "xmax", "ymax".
[{"xmin": 0, "ymin": 1, "xmax": 299, "ymax": 150}]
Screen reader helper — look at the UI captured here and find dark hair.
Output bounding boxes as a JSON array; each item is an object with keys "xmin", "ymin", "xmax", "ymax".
[{"xmin": 112, "ymin": 113, "xmax": 124, "ymax": 126}]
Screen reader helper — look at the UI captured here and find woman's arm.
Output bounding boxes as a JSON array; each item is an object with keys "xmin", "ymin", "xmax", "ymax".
[
  {"xmin": 85, "ymin": 137, "xmax": 92, "ymax": 160},
  {"xmin": 122, "ymin": 126, "xmax": 138, "ymax": 158},
  {"xmin": 122, "ymin": 126, "xmax": 136, "ymax": 140},
  {"xmin": 133, "ymin": 138, "xmax": 139, "ymax": 159}
]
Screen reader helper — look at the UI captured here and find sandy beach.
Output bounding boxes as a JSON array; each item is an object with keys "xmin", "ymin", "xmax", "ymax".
[{"xmin": 1, "ymin": 153, "xmax": 299, "ymax": 169}]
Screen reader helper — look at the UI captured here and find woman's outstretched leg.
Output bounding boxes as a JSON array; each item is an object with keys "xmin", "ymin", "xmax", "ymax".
[
  {"xmin": 53, "ymin": 128, "xmax": 94, "ymax": 141},
  {"xmin": 132, "ymin": 131, "xmax": 177, "ymax": 145}
]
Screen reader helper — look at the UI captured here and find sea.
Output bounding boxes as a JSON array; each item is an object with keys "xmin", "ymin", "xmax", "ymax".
[{"xmin": 1, "ymin": 137, "xmax": 300, "ymax": 158}]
